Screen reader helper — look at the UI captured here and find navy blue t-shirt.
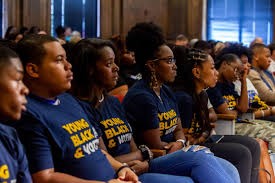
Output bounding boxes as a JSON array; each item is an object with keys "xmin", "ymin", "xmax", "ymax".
[
  {"xmin": 174, "ymin": 91, "xmax": 193, "ymax": 129},
  {"xmin": 81, "ymin": 96, "xmax": 133, "ymax": 157},
  {"xmin": 207, "ymin": 82, "xmax": 239, "ymax": 110},
  {"xmin": 122, "ymin": 80, "xmax": 179, "ymax": 144},
  {"xmin": 175, "ymin": 91, "xmax": 209, "ymax": 137},
  {"xmin": 0, "ymin": 123, "xmax": 32, "ymax": 183},
  {"xmin": 9, "ymin": 93, "xmax": 115, "ymax": 181}
]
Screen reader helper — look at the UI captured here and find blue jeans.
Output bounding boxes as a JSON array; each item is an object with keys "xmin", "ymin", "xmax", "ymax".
[
  {"xmin": 139, "ymin": 173, "xmax": 194, "ymax": 183},
  {"xmin": 149, "ymin": 150, "xmax": 240, "ymax": 183}
]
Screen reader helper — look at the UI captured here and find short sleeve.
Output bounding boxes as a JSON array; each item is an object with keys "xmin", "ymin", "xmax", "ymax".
[
  {"xmin": 175, "ymin": 92, "xmax": 193, "ymax": 128},
  {"xmin": 206, "ymin": 87, "xmax": 226, "ymax": 109},
  {"xmin": 123, "ymin": 93, "xmax": 159, "ymax": 131},
  {"xmin": 15, "ymin": 134, "xmax": 32, "ymax": 182},
  {"xmin": 13, "ymin": 113, "xmax": 55, "ymax": 174}
]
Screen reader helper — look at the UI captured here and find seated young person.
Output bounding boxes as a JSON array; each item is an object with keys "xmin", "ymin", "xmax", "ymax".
[
  {"xmin": 207, "ymin": 53, "xmax": 275, "ymax": 152},
  {"xmin": 171, "ymin": 46, "xmax": 260, "ymax": 183},
  {"xmin": 248, "ymin": 43, "xmax": 275, "ymax": 105},
  {"xmin": 70, "ymin": 38, "xmax": 195, "ymax": 183},
  {"xmin": 217, "ymin": 43, "xmax": 275, "ymax": 121},
  {"xmin": 0, "ymin": 46, "xmax": 31, "ymax": 183},
  {"xmin": 122, "ymin": 22, "xmax": 240, "ymax": 183},
  {"xmin": 8, "ymin": 34, "xmax": 142, "ymax": 183}
]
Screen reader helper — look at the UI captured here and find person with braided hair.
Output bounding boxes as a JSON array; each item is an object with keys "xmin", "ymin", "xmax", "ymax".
[
  {"xmin": 122, "ymin": 22, "xmax": 240, "ymax": 183},
  {"xmin": 171, "ymin": 46, "xmax": 261, "ymax": 183}
]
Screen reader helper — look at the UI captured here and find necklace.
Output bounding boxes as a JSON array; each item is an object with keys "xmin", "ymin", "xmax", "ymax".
[{"xmin": 98, "ymin": 94, "xmax": 104, "ymax": 103}]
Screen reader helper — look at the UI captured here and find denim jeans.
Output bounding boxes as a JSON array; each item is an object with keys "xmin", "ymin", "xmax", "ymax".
[
  {"xmin": 139, "ymin": 173, "xmax": 194, "ymax": 183},
  {"xmin": 149, "ymin": 149, "xmax": 240, "ymax": 183}
]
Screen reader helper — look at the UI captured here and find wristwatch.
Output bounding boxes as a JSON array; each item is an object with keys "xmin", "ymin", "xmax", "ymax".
[{"xmin": 176, "ymin": 139, "xmax": 186, "ymax": 147}]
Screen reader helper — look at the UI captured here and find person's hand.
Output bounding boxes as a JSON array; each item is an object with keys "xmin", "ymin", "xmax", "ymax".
[
  {"xmin": 127, "ymin": 160, "xmax": 149, "ymax": 175},
  {"xmin": 238, "ymin": 64, "xmax": 248, "ymax": 81},
  {"xmin": 210, "ymin": 123, "xmax": 216, "ymax": 128},
  {"xmin": 164, "ymin": 141, "xmax": 183, "ymax": 154},
  {"xmin": 107, "ymin": 179, "xmax": 136, "ymax": 183},
  {"xmin": 270, "ymin": 106, "xmax": 275, "ymax": 115},
  {"xmin": 117, "ymin": 165, "xmax": 140, "ymax": 183}
]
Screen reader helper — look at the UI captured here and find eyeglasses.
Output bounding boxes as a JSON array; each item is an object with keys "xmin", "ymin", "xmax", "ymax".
[
  {"xmin": 227, "ymin": 63, "xmax": 241, "ymax": 77},
  {"xmin": 151, "ymin": 57, "xmax": 176, "ymax": 64}
]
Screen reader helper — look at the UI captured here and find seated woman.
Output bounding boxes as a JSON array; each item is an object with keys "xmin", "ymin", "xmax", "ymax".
[
  {"xmin": 70, "ymin": 38, "xmax": 194, "ymax": 183},
  {"xmin": 171, "ymin": 46, "xmax": 260, "ymax": 183},
  {"xmin": 207, "ymin": 53, "xmax": 275, "ymax": 152},
  {"xmin": 122, "ymin": 22, "xmax": 240, "ymax": 183},
  {"xmin": 0, "ymin": 46, "xmax": 31, "ymax": 183}
]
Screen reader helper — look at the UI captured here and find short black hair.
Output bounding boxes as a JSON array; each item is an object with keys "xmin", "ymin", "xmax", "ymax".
[
  {"xmin": 16, "ymin": 34, "xmax": 57, "ymax": 67},
  {"xmin": 0, "ymin": 46, "xmax": 19, "ymax": 71},
  {"xmin": 193, "ymin": 40, "xmax": 211, "ymax": 51},
  {"xmin": 55, "ymin": 25, "xmax": 65, "ymax": 37},
  {"xmin": 216, "ymin": 43, "xmax": 252, "ymax": 63},
  {"xmin": 268, "ymin": 43, "xmax": 275, "ymax": 53},
  {"xmin": 215, "ymin": 53, "xmax": 239, "ymax": 69},
  {"xmin": 250, "ymin": 43, "xmax": 268, "ymax": 57},
  {"xmin": 126, "ymin": 22, "xmax": 165, "ymax": 72}
]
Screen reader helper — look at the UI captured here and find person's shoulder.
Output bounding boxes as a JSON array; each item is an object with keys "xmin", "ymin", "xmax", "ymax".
[
  {"xmin": 106, "ymin": 95, "xmax": 121, "ymax": 105},
  {"xmin": 175, "ymin": 90, "xmax": 191, "ymax": 97},
  {"xmin": 175, "ymin": 90, "xmax": 192, "ymax": 101},
  {"xmin": 0, "ymin": 123, "xmax": 19, "ymax": 144},
  {"xmin": 59, "ymin": 92, "xmax": 78, "ymax": 102},
  {"xmin": 162, "ymin": 84, "xmax": 175, "ymax": 95},
  {"xmin": 248, "ymin": 68, "xmax": 261, "ymax": 77},
  {"xmin": 124, "ymin": 80, "xmax": 153, "ymax": 100}
]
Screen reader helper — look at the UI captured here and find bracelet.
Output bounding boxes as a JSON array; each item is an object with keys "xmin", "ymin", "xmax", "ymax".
[
  {"xmin": 176, "ymin": 139, "xmax": 186, "ymax": 147},
  {"xmin": 261, "ymin": 110, "xmax": 265, "ymax": 118},
  {"xmin": 202, "ymin": 131, "xmax": 210, "ymax": 138},
  {"xmin": 138, "ymin": 145, "xmax": 153, "ymax": 161},
  {"xmin": 116, "ymin": 163, "xmax": 130, "ymax": 177}
]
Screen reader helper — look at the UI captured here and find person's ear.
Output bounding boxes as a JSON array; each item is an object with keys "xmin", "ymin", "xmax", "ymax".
[
  {"xmin": 253, "ymin": 54, "xmax": 259, "ymax": 62},
  {"xmin": 25, "ymin": 63, "xmax": 39, "ymax": 78},
  {"xmin": 192, "ymin": 67, "xmax": 201, "ymax": 79}
]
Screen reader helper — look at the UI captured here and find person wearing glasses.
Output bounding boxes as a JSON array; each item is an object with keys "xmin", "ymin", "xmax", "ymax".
[
  {"xmin": 171, "ymin": 46, "xmax": 261, "ymax": 183},
  {"xmin": 207, "ymin": 53, "xmax": 248, "ymax": 115},
  {"xmin": 122, "ymin": 22, "xmax": 240, "ymax": 183}
]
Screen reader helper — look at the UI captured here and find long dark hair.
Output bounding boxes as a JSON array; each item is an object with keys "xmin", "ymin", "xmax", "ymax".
[
  {"xmin": 70, "ymin": 38, "xmax": 117, "ymax": 106},
  {"xmin": 172, "ymin": 47, "xmax": 211, "ymax": 133}
]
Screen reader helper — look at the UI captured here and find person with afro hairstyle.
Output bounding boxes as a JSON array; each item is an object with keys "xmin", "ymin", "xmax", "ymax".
[{"xmin": 122, "ymin": 22, "xmax": 240, "ymax": 183}]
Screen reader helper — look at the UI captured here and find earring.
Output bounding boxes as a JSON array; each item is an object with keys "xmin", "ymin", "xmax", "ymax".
[{"xmin": 150, "ymin": 71, "xmax": 158, "ymax": 89}]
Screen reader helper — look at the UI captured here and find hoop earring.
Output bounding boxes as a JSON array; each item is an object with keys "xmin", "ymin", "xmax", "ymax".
[{"xmin": 150, "ymin": 71, "xmax": 158, "ymax": 89}]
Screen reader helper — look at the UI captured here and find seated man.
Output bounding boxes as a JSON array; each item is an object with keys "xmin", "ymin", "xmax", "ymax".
[
  {"xmin": 0, "ymin": 46, "xmax": 31, "ymax": 183},
  {"xmin": 248, "ymin": 43, "xmax": 275, "ymax": 106}
]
